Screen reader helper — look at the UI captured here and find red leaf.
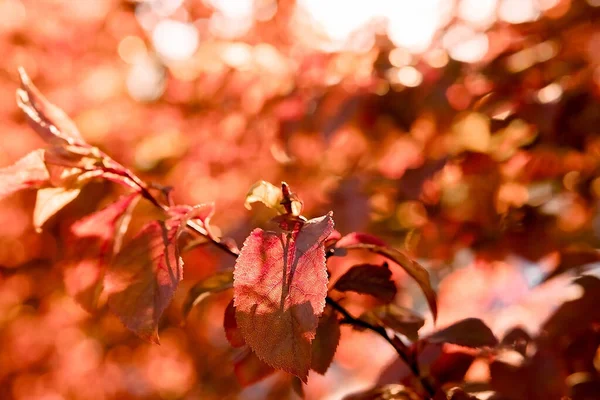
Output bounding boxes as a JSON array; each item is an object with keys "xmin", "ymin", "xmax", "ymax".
[
  {"xmin": 425, "ymin": 318, "xmax": 498, "ymax": 348},
  {"xmin": 224, "ymin": 299, "xmax": 245, "ymax": 348},
  {"xmin": 106, "ymin": 216, "xmax": 185, "ymax": 343},
  {"xmin": 182, "ymin": 268, "xmax": 234, "ymax": 319},
  {"xmin": 233, "ymin": 348, "xmax": 276, "ymax": 387},
  {"xmin": 335, "ymin": 233, "xmax": 438, "ymax": 323},
  {"xmin": 16, "ymin": 68, "xmax": 84, "ymax": 146},
  {"xmin": 311, "ymin": 307, "xmax": 341, "ymax": 375},
  {"xmin": 63, "ymin": 193, "xmax": 139, "ymax": 311},
  {"xmin": 0, "ymin": 150, "xmax": 49, "ymax": 200},
  {"xmin": 233, "ymin": 213, "xmax": 334, "ymax": 381},
  {"xmin": 333, "ymin": 262, "xmax": 397, "ymax": 303}
]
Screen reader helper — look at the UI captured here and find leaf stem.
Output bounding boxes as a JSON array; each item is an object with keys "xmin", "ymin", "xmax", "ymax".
[{"xmin": 325, "ymin": 297, "xmax": 436, "ymax": 399}]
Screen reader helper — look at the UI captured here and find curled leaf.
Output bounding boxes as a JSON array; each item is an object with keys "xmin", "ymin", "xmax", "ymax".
[
  {"xmin": 335, "ymin": 233, "xmax": 437, "ymax": 323},
  {"xmin": 244, "ymin": 180, "xmax": 284, "ymax": 212},
  {"xmin": 106, "ymin": 216, "xmax": 185, "ymax": 343},
  {"xmin": 234, "ymin": 213, "xmax": 334, "ymax": 381},
  {"xmin": 333, "ymin": 262, "xmax": 397, "ymax": 303},
  {"xmin": 0, "ymin": 149, "xmax": 49, "ymax": 200},
  {"xmin": 182, "ymin": 268, "xmax": 234, "ymax": 319},
  {"xmin": 426, "ymin": 318, "xmax": 498, "ymax": 348},
  {"xmin": 17, "ymin": 67, "xmax": 84, "ymax": 146}
]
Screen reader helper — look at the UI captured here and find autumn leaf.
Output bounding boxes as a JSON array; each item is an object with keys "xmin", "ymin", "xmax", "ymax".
[
  {"xmin": 16, "ymin": 67, "xmax": 84, "ymax": 146},
  {"xmin": 244, "ymin": 180, "xmax": 303, "ymax": 216},
  {"xmin": 363, "ymin": 305, "xmax": 425, "ymax": 342},
  {"xmin": 311, "ymin": 307, "xmax": 341, "ymax": 375},
  {"xmin": 182, "ymin": 268, "xmax": 234, "ymax": 319},
  {"xmin": 542, "ymin": 248, "xmax": 600, "ymax": 282},
  {"xmin": 333, "ymin": 262, "xmax": 397, "ymax": 303},
  {"xmin": 425, "ymin": 318, "xmax": 498, "ymax": 348},
  {"xmin": 335, "ymin": 232, "xmax": 437, "ymax": 323},
  {"xmin": 343, "ymin": 384, "xmax": 421, "ymax": 400},
  {"xmin": 233, "ymin": 213, "xmax": 334, "ymax": 381},
  {"xmin": 105, "ymin": 216, "xmax": 184, "ymax": 343},
  {"xmin": 224, "ymin": 299, "xmax": 245, "ymax": 348},
  {"xmin": 0, "ymin": 149, "xmax": 49, "ymax": 200},
  {"xmin": 33, "ymin": 187, "xmax": 82, "ymax": 230},
  {"xmin": 63, "ymin": 193, "xmax": 139, "ymax": 311}
]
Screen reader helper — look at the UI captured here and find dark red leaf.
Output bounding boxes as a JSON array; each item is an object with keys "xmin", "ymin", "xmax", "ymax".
[
  {"xmin": 311, "ymin": 307, "xmax": 341, "ymax": 375},
  {"xmin": 0, "ymin": 150, "xmax": 49, "ymax": 200},
  {"xmin": 16, "ymin": 68, "xmax": 84, "ymax": 146},
  {"xmin": 182, "ymin": 268, "xmax": 234, "ymax": 319},
  {"xmin": 333, "ymin": 262, "xmax": 397, "ymax": 303},
  {"xmin": 233, "ymin": 348, "xmax": 276, "ymax": 387},
  {"xmin": 365, "ymin": 305, "xmax": 425, "ymax": 341},
  {"xmin": 343, "ymin": 384, "xmax": 421, "ymax": 400},
  {"xmin": 233, "ymin": 213, "xmax": 334, "ymax": 381},
  {"xmin": 335, "ymin": 233, "xmax": 437, "ymax": 323},
  {"xmin": 106, "ymin": 216, "xmax": 185, "ymax": 343},
  {"xmin": 224, "ymin": 299, "xmax": 245, "ymax": 348},
  {"xmin": 63, "ymin": 193, "xmax": 139, "ymax": 311},
  {"xmin": 425, "ymin": 318, "xmax": 498, "ymax": 348}
]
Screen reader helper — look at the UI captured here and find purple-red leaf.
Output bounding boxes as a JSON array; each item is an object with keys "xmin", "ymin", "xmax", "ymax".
[
  {"xmin": 105, "ymin": 217, "xmax": 184, "ymax": 343},
  {"xmin": 224, "ymin": 299, "xmax": 246, "ymax": 348},
  {"xmin": 364, "ymin": 305, "xmax": 425, "ymax": 342},
  {"xmin": 63, "ymin": 193, "xmax": 139, "ymax": 311},
  {"xmin": 16, "ymin": 68, "xmax": 84, "ymax": 146},
  {"xmin": 0, "ymin": 150, "xmax": 49, "ymax": 200},
  {"xmin": 335, "ymin": 232, "xmax": 437, "ymax": 323},
  {"xmin": 425, "ymin": 318, "xmax": 498, "ymax": 348},
  {"xmin": 182, "ymin": 268, "xmax": 234, "ymax": 319},
  {"xmin": 233, "ymin": 213, "xmax": 334, "ymax": 382},
  {"xmin": 333, "ymin": 262, "xmax": 397, "ymax": 303},
  {"xmin": 311, "ymin": 307, "xmax": 341, "ymax": 375}
]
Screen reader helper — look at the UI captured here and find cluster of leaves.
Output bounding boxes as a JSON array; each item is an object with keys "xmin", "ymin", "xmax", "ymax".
[{"xmin": 1, "ymin": 1, "xmax": 600, "ymax": 399}]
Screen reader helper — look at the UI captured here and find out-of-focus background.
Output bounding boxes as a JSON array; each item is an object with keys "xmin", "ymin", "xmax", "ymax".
[{"xmin": 0, "ymin": 0, "xmax": 599, "ymax": 399}]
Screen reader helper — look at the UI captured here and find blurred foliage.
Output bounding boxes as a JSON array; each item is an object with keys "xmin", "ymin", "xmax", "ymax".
[{"xmin": 0, "ymin": 0, "xmax": 599, "ymax": 399}]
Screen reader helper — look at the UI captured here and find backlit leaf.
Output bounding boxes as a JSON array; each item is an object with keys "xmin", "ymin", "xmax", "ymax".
[
  {"xmin": 343, "ymin": 384, "xmax": 421, "ymax": 400},
  {"xmin": 234, "ymin": 213, "xmax": 334, "ymax": 381},
  {"xmin": 0, "ymin": 149, "xmax": 49, "ymax": 200},
  {"xmin": 333, "ymin": 262, "xmax": 397, "ymax": 303},
  {"xmin": 224, "ymin": 299, "xmax": 245, "ymax": 348},
  {"xmin": 63, "ymin": 193, "xmax": 140, "ymax": 311},
  {"xmin": 106, "ymin": 217, "xmax": 184, "ymax": 343},
  {"xmin": 244, "ymin": 180, "xmax": 284, "ymax": 212},
  {"xmin": 17, "ymin": 67, "xmax": 84, "ymax": 146},
  {"xmin": 182, "ymin": 269, "xmax": 234, "ymax": 319},
  {"xmin": 33, "ymin": 187, "xmax": 81, "ymax": 230},
  {"xmin": 426, "ymin": 318, "xmax": 498, "ymax": 348},
  {"xmin": 335, "ymin": 233, "xmax": 437, "ymax": 323}
]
